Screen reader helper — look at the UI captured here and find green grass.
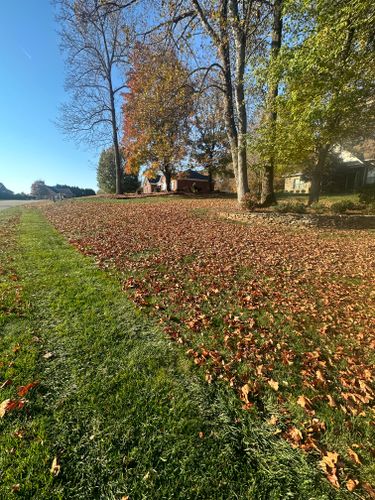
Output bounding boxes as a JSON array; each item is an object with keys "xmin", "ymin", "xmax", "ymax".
[{"xmin": 0, "ymin": 208, "xmax": 347, "ymax": 499}]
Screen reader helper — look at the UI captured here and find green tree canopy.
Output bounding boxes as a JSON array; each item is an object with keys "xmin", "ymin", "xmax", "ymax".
[
  {"xmin": 97, "ymin": 147, "xmax": 139, "ymax": 193},
  {"xmin": 253, "ymin": 0, "xmax": 375, "ymax": 202}
]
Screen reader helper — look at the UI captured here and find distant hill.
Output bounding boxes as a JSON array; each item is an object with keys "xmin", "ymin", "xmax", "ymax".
[
  {"xmin": 0, "ymin": 183, "xmax": 31, "ymax": 200},
  {"xmin": 0, "ymin": 182, "xmax": 14, "ymax": 196}
]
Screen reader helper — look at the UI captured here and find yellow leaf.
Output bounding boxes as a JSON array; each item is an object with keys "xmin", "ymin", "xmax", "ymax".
[
  {"xmin": 316, "ymin": 370, "xmax": 325, "ymax": 383},
  {"xmin": 320, "ymin": 451, "xmax": 339, "ymax": 470},
  {"xmin": 268, "ymin": 379, "xmax": 279, "ymax": 391},
  {"xmin": 0, "ymin": 399, "xmax": 11, "ymax": 418},
  {"xmin": 50, "ymin": 457, "xmax": 61, "ymax": 477},
  {"xmin": 241, "ymin": 384, "xmax": 251, "ymax": 403},
  {"xmin": 267, "ymin": 415, "xmax": 278, "ymax": 426}
]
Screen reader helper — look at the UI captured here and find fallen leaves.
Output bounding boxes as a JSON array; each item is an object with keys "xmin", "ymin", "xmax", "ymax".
[
  {"xmin": 43, "ymin": 351, "xmax": 55, "ymax": 360},
  {"xmin": 41, "ymin": 198, "xmax": 375, "ymax": 492},
  {"xmin": 0, "ymin": 399, "xmax": 25, "ymax": 418},
  {"xmin": 17, "ymin": 381, "xmax": 39, "ymax": 397},
  {"xmin": 296, "ymin": 395, "xmax": 312, "ymax": 410},
  {"xmin": 0, "ymin": 399, "xmax": 12, "ymax": 418},
  {"xmin": 267, "ymin": 379, "xmax": 279, "ymax": 391},
  {"xmin": 285, "ymin": 426, "xmax": 303, "ymax": 447},
  {"xmin": 346, "ymin": 479, "xmax": 359, "ymax": 492},
  {"xmin": 50, "ymin": 457, "xmax": 61, "ymax": 477},
  {"xmin": 348, "ymin": 448, "xmax": 361, "ymax": 465},
  {"xmin": 320, "ymin": 451, "xmax": 340, "ymax": 488}
]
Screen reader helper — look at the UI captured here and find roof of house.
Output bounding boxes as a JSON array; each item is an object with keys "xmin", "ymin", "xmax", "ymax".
[
  {"xmin": 54, "ymin": 187, "xmax": 73, "ymax": 196},
  {"xmin": 177, "ymin": 169, "xmax": 210, "ymax": 181},
  {"xmin": 284, "ymin": 172, "xmax": 304, "ymax": 178},
  {"xmin": 146, "ymin": 175, "xmax": 161, "ymax": 184}
]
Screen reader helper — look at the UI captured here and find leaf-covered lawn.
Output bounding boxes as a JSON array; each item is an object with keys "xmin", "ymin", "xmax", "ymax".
[
  {"xmin": 1, "ymin": 208, "xmax": 341, "ymax": 499},
  {"xmin": 42, "ymin": 197, "xmax": 375, "ymax": 494}
]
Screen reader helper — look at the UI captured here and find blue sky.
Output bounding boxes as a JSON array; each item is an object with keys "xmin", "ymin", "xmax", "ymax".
[{"xmin": 0, "ymin": 1, "xmax": 97, "ymax": 194}]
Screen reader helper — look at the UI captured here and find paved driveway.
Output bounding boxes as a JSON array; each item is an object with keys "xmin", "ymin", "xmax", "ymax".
[{"xmin": 0, "ymin": 200, "xmax": 42, "ymax": 211}]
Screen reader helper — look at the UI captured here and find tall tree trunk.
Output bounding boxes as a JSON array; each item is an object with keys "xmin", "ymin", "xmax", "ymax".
[
  {"xmin": 261, "ymin": 165, "xmax": 275, "ymax": 205},
  {"xmin": 164, "ymin": 166, "xmax": 172, "ymax": 192},
  {"xmin": 261, "ymin": 0, "xmax": 283, "ymax": 206},
  {"xmin": 308, "ymin": 146, "xmax": 329, "ymax": 205},
  {"xmin": 109, "ymin": 87, "xmax": 123, "ymax": 195},
  {"xmin": 113, "ymin": 131, "xmax": 123, "ymax": 195},
  {"xmin": 308, "ymin": 172, "xmax": 322, "ymax": 205},
  {"xmin": 230, "ymin": 0, "xmax": 249, "ymax": 202},
  {"xmin": 207, "ymin": 167, "xmax": 213, "ymax": 192},
  {"xmin": 219, "ymin": 44, "xmax": 239, "ymax": 192}
]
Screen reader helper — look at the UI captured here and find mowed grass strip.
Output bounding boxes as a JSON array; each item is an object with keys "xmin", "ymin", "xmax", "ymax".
[{"xmin": 0, "ymin": 209, "xmax": 343, "ymax": 499}]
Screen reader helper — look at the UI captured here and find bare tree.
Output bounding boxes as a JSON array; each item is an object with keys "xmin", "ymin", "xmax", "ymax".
[
  {"xmin": 190, "ymin": 88, "xmax": 231, "ymax": 189},
  {"xmin": 159, "ymin": 0, "xmax": 271, "ymax": 203},
  {"xmin": 56, "ymin": 0, "xmax": 134, "ymax": 194}
]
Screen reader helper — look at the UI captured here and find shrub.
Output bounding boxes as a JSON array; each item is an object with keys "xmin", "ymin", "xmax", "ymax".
[
  {"xmin": 365, "ymin": 202, "xmax": 375, "ymax": 214},
  {"xmin": 358, "ymin": 185, "xmax": 375, "ymax": 204},
  {"xmin": 309, "ymin": 202, "xmax": 327, "ymax": 213},
  {"xmin": 330, "ymin": 200, "xmax": 363, "ymax": 213},
  {"xmin": 273, "ymin": 202, "xmax": 306, "ymax": 214},
  {"xmin": 240, "ymin": 193, "xmax": 259, "ymax": 211}
]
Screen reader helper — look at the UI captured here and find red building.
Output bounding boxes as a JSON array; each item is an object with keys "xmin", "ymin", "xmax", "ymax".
[{"xmin": 143, "ymin": 169, "xmax": 214, "ymax": 194}]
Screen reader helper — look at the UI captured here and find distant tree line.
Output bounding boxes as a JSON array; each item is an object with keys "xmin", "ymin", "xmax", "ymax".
[
  {"xmin": 54, "ymin": 184, "xmax": 96, "ymax": 197},
  {"xmin": 30, "ymin": 181, "xmax": 95, "ymax": 199}
]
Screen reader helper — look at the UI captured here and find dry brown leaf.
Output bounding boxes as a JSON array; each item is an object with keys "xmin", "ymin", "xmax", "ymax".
[
  {"xmin": 363, "ymin": 482, "xmax": 375, "ymax": 499},
  {"xmin": 297, "ymin": 395, "xmax": 312, "ymax": 410},
  {"xmin": 348, "ymin": 448, "xmax": 361, "ymax": 465},
  {"xmin": 17, "ymin": 381, "xmax": 39, "ymax": 397},
  {"xmin": 286, "ymin": 426, "xmax": 303, "ymax": 447},
  {"xmin": 320, "ymin": 451, "xmax": 340, "ymax": 489},
  {"xmin": 320, "ymin": 451, "xmax": 339, "ymax": 469},
  {"xmin": 316, "ymin": 370, "xmax": 326, "ymax": 384},
  {"xmin": 346, "ymin": 479, "xmax": 359, "ymax": 492},
  {"xmin": 241, "ymin": 384, "xmax": 251, "ymax": 403},
  {"xmin": 0, "ymin": 399, "xmax": 11, "ymax": 418},
  {"xmin": 326, "ymin": 395, "xmax": 336, "ymax": 407}
]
